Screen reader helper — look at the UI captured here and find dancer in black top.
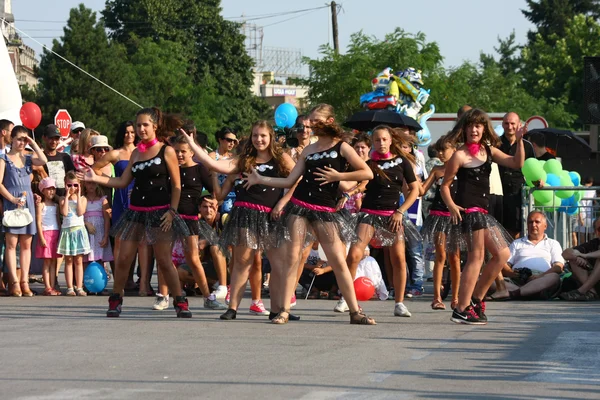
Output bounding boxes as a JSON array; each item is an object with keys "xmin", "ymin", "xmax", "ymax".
[
  {"xmin": 441, "ymin": 109, "xmax": 524, "ymax": 325},
  {"xmin": 80, "ymin": 107, "xmax": 191, "ymax": 318},
  {"xmin": 420, "ymin": 134, "xmax": 461, "ymax": 310},
  {"xmin": 346, "ymin": 125, "xmax": 421, "ymax": 317},
  {"xmin": 244, "ymin": 105, "xmax": 376, "ymax": 325}
]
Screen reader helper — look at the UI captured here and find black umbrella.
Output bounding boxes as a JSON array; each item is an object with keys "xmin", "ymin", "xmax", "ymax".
[
  {"xmin": 344, "ymin": 110, "xmax": 422, "ymax": 132},
  {"xmin": 525, "ymin": 128, "xmax": 592, "ymax": 159}
]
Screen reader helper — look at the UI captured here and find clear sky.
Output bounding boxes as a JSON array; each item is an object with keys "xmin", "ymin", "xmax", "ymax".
[{"xmin": 11, "ymin": 0, "xmax": 535, "ymax": 69}]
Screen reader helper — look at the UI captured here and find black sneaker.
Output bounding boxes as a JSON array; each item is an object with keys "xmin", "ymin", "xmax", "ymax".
[
  {"xmin": 174, "ymin": 296, "xmax": 192, "ymax": 318},
  {"xmin": 220, "ymin": 308, "xmax": 237, "ymax": 320},
  {"xmin": 107, "ymin": 294, "xmax": 122, "ymax": 318},
  {"xmin": 471, "ymin": 299, "xmax": 488, "ymax": 323},
  {"xmin": 451, "ymin": 305, "xmax": 486, "ymax": 325}
]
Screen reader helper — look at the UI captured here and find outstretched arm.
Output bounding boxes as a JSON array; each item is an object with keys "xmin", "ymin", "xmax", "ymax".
[{"xmin": 179, "ymin": 129, "xmax": 238, "ymax": 174}]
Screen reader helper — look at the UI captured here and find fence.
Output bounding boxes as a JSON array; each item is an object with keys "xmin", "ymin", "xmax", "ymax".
[{"xmin": 523, "ymin": 186, "xmax": 600, "ymax": 249}]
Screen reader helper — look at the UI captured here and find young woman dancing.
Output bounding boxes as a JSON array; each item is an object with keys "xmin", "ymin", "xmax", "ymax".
[
  {"xmin": 80, "ymin": 107, "xmax": 191, "ymax": 318},
  {"xmin": 441, "ymin": 109, "xmax": 524, "ymax": 324},
  {"xmin": 244, "ymin": 112, "xmax": 376, "ymax": 325},
  {"xmin": 346, "ymin": 126, "xmax": 421, "ymax": 318},
  {"xmin": 420, "ymin": 135, "xmax": 460, "ymax": 310}
]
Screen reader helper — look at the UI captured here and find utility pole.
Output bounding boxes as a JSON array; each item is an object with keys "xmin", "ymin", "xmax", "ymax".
[{"xmin": 331, "ymin": 1, "xmax": 339, "ymax": 54}]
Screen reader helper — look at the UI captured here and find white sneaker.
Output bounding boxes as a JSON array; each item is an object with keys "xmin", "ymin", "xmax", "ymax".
[
  {"xmin": 333, "ymin": 299, "xmax": 349, "ymax": 313},
  {"xmin": 394, "ymin": 302, "xmax": 412, "ymax": 317},
  {"xmin": 213, "ymin": 285, "xmax": 228, "ymax": 300},
  {"xmin": 152, "ymin": 295, "xmax": 169, "ymax": 311}
]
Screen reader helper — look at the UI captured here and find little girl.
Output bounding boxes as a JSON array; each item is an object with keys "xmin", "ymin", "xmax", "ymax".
[
  {"xmin": 83, "ymin": 180, "xmax": 113, "ymax": 270},
  {"xmin": 35, "ymin": 177, "xmax": 61, "ymax": 296},
  {"xmin": 58, "ymin": 171, "xmax": 91, "ymax": 296}
]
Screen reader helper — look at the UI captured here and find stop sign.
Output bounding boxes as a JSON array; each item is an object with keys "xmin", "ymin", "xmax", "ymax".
[{"xmin": 54, "ymin": 109, "xmax": 72, "ymax": 137}]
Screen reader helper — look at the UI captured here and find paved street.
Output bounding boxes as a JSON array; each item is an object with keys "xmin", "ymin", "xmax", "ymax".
[{"xmin": 1, "ymin": 283, "xmax": 599, "ymax": 400}]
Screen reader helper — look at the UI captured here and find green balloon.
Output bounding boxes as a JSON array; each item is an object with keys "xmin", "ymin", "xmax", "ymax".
[
  {"xmin": 573, "ymin": 189, "xmax": 584, "ymax": 202},
  {"xmin": 556, "ymin": 175, "xmax": 574, "ymax": 199},
  {"xmin": 535, "ymin": 194, "xmax": 561, "ymax": 211},
  {"xmin": 526, "ymin": 179, "xmax": 535, "ymax": 188},
  {"xmin": 522, "ymin": 158, "xmax": 546, "ymax": 182},
  {"xmin": 532, "ymin": 188, "xmax": 553, "ymax": 203},
  {"xmin": 543, "ymin": 159, "xmax": 562, "ymax": 175}
]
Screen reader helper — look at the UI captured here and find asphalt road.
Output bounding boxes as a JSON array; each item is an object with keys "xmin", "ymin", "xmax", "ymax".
[{"xmin": 1, "ymin": 283, "xmax": 599, "ymax": 400}]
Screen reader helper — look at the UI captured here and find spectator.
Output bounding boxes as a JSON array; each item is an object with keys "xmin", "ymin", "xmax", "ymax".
[
  {"xmin": 198, "ymin": 195, "xmax": 228, "ymax": 299},
  {"xmin": 40, "ymin": 124, "xmax": 75, "ymax": 197},
  {"xmin": 487, "ymin": 211, "xmax": 564, "ymax": 300},
  {"xmin": 561, "ymin": 217, "xmax": 600, "ymax": 301},
  {"xmin": 0, "ymin": 125, "xmax": 48, "ymax": 297},
  {"xmin": 288, "ymin": 115, "xmax": 312, "ymax": 163},
  {"xmin": 71, "ymin": 128, "xmax": 98, "ymax": 172},
  {"xmin": 89, "ymin": 135, "xmax": 114, "ymax": 205},
  {"xmin": 574, "ymin": 176, "xmax": 597, "ymax": 244},
  {"xmin": 529, "ymin": 132, "xmax": 555, "ymax": 161},
  {"xmin": 63, "ymin": 121, "xmax": 85, "ymax": 154},
  {"xmin": 0, "ymin": 119, "xmax": 14, "ymax": 155},
  {"xmin": 299, "ymin": 242, "xmax": 338, "ymax": 299}
]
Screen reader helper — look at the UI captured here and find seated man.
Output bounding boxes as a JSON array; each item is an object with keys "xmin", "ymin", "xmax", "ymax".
[
  {"xmin": 299, "ymin": 242, "xmax": 338, "ymax": 299},
  {"xmin": 561, "ymin": 217, "xmax": 600, "ymax": 301},
  {"xmin": 489, "ymin": 210, "xmax": 564, "ymax": 300}
]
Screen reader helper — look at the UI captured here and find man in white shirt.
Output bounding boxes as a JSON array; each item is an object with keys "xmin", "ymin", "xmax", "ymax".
[
  {"xmin": 487, "ymin": 210, "xmax": 564, "ymax": 300},
  {"xmin": 0, "ymin": 119, "xmax": 13, "ymax": 155}
]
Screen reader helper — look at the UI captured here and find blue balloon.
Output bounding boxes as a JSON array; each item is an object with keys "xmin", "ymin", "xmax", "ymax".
[
  {"xmin": 545, "ymin": 173, "xmax": 560, "ymax": 187},
  {"xmin": 274, "ymin": 103, "xmax": 298, "ymax": 128},
  {"xmin": 84, "ymin": 261, "xmax": 108, "ymax": 293},
  {"xmin": 568, "ymin": 171, "xmax": 581, "ymax": 186},
  {"xmin": 494, "ymin": 125, "xmax": 504, "ymax": 137}
]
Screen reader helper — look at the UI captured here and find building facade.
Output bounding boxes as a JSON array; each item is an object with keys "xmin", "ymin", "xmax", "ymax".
[{"xmin": 1, "ymin": 0, "xmax": 38, "ymax": 89}]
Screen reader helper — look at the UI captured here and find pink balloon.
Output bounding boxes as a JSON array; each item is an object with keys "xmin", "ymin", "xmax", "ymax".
[{"xmin": 20, "ymin": 102, "xmax": 42, "ymax": 130}]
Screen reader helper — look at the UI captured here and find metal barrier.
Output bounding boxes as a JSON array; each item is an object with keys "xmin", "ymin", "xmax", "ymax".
[{"xmin": 523, "ymin": 186, "xmax": 600, "ymax": 249}]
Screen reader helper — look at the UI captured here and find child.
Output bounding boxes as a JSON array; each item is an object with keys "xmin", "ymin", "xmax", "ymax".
[
  {"xmin": 83, "ymin": 180, "xmax": 113, "ymax": 272},
  {"xmin": 35, "ymin": 177, "xmax": 61, "ymax": 296},
  {"xmin": 58, "ymin": 171, "xmax": 91, "ymax": 296}
]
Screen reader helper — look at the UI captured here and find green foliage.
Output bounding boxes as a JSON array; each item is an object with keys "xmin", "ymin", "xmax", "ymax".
[{"xmin": 522, "ymin": 0, "xmax": 600, "ymax": 42}]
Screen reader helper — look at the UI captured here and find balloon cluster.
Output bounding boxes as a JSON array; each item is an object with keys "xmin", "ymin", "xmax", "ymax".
[{"xmin": 522, "ymin": 158, "xmax": 582, "ymax": 215}]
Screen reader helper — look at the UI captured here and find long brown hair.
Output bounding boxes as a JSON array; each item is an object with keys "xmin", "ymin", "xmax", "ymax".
[
  {"xmin": 311, "ymin": 120, "xmax": 345, "ymax": 139},
  {"xmin": 310, "ymin": 103, "xmax": 335, "ymax": 122},
  {"xmin": 236, "ymin": 120, "xmax": 290, "ymax": 178},
  {"xmin": 447, "ymin": 108, "xmax": 500, "ymax": 148},
  {"xmin": 369, "ymin": 125, "xmax": 416, "ymax": 182},
  {"xmin": 136, "ymin": 107, "xmax": 183, "ymax": 143}
]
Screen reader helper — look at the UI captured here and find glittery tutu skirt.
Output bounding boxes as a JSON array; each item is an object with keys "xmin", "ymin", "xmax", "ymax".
[
  {"xmin": 448, "ymin": 211, "xmax": 513, "ymax": 252},
  {"xmin": 111, "ymin": 207, "xmax": 190, "ymax": 245},
  {"xmin": 278, "ymin": 201, "xmax": 358, "ymax": 246},
  {"xmin": 182, "ymin": 217, "xmax": 219, "ymax": 245},
  {"xmin": 218, "ymin": 205, "xmax": 280, "ymax": 251},
  {"xmin": 421, "ymin": 212, "xmax": 453, "ymax": 247},
  {"xmin": 354, "ymin": 211, "xmax": 421, "ymax": 248}
]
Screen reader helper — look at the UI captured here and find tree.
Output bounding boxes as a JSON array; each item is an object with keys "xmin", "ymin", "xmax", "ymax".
[
  {"xmin": 479, "ymin": 31, "xmax": 522, "ymax": 77},
  {"xmin": 522, "ymin": 0, "xmax": 600, "ymax": 42},
  {"xmin": 103, "ymin": 0, "xmax": 270, "ymax": 133}
]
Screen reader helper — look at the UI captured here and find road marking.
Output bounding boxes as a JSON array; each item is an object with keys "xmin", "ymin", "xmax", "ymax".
[
  {"xmin": 369, "ymin": 372, "xmax": 392, "ymax": 382},
  {"xmin": 17, "ymin": 389, "xmax": 164, "ymax": 400}
]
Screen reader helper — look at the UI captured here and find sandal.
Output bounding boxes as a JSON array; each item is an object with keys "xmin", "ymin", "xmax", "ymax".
[
  {"xmin": 584, "ymin": 291, "xmax": 599, "ymax": 301},
  {"xmin": 349, "ymin": 311, "xmax": 376, "ymax": 325},
  {"xmin": 269, "ymin": 311, "xmax": 300, "ymax": 321},
  {"xmin": 450, "ymin": 299, "xmax": 458, "ymax": 310},
  {"xmin": 20, "ymin": 281, "xmax": 34, "ymax": 297},
  {"xmin": 559, "ymin": 289, "xmax": 586, "ymax": 301},
  {"xmin": 431, "ymin": 300, "xmax": 446, "ymax": 310},
  {"xmin": 271, "ymin": 309, "xmax": 290, "ymax": 325},
  {"xmin": 9, "ymin": 282, "xmax": 22, "ymax": 297}
]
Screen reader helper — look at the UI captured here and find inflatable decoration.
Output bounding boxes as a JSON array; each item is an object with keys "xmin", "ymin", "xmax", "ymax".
[{"xmin": 359, "ymin": 67, "xmax": 435, "ymax": 147}]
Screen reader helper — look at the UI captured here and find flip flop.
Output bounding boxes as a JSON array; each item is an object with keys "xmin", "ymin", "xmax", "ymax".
[{"xmin": 431, "ymin": 300, "xmax": 446, "ymax": 310}]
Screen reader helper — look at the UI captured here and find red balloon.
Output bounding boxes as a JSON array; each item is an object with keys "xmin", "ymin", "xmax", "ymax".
[
  {"xmin": 354, "ymin": 277, "xmax": 375, "ymax": 301},
  {"xmin": 20, "ymin": 102, "xmax": 42, "ymax": 130}
]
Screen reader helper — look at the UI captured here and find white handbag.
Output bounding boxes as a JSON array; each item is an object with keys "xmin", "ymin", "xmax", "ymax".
[{"xmin": 2, "ymin": 208, "xmax": 33, "ymax": 228}]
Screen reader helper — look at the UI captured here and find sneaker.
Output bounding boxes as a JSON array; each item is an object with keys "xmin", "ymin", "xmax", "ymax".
[
  {"xmin": 174, "ymin": 296, "xmax": 192, "ymax": 318},
  {"xmin": 394, "ymin": 302, "xmax": 412, "ymax": 317},
  {"xmin": 152, "ymin": 295, "xmax": 169, "ymax": 311},
  {"xmin": 107, "ymin": 294, "xmax": 123, "ymax": 317},
  {"xmin": 220, "ymin": 308, "xmax": 237, "ymax": 320},
  {"xmin": 204, "ymin": 297, "xmax": 227, "ymax": 310},
  {"xmin": 451, "ymin": 306, "xmax": 486, "ymax": 325},
  {"xmin": 75, "ymin": 287, "xmax": 87, "ymax": 297},
  {"xmin": 213, "ymin": 285, "xmax": 228, "ymax": 300},
  {"xmin": 471, "ymin": 299, "xmax": 488, "ymax": 323},
  {"xmin": 65, "ymin": 288, "xmax": 76, "ymax": 296},
  {"xmin": 333, "ymin": 299, "xmax": 349, "ymax": 313},
  {"xmin": 409, "ymin": 288, "xmax": 423, "ymax": 297},
  {"xmin": 290, "ymin": 294, "xmax": 297, "ymax": 308},
  {"xmin": 249, "ymin": 300, "xmax": 269, "ymax": 315}
]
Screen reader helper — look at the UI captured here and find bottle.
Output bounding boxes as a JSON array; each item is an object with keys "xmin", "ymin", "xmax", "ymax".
[{"xmin": 19, "ymin": 191, "xmax": 26, "ymax": 208}]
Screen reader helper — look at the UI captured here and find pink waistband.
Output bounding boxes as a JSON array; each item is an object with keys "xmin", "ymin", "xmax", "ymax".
[
  {"xmin": 234, "ymin": 201, "xmax": 272, "ymax": 213},
  {"xmin": 291, "ymin": 197, "xmax": 336, "ymax": 213},
  {"xmin": 180, "ymin": 214, "xmax": 199, "ymax": 221},
  {"xmin": 465, "ymin": 207, "xmax": 488, "ymax": 214},
  {"xmin": 361, "ymin": 208, "xmax": 395, "ymax": 217},
  {"xmin": 84, "ymin": 211, "xmax": 103, "ymax": 217},
  {"xmin": 129, "ymin": 204, "xmax": 169, "ymax": 212},
  {"xmin": 430, "ymin": 210, "xmax": 451, "ymax": 217}
]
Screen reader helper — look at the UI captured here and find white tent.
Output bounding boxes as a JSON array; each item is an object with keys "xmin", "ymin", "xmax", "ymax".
[{"xmin": 0, "ymin": 36, "xmax": 22, "ymax": 124}]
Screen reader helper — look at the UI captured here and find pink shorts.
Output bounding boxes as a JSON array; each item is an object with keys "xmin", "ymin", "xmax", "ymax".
[{"xmin": 35, "ymin": 230, "xmax": 60, "ymax": 259}]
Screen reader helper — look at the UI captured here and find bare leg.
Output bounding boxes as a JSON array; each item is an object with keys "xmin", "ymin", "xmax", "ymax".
[
  {"xmin": 4, "ymin": 234, "xmax": 19, "ymax": 287},
  {"xmin": 138, "ymin": 245, "xmax": 152, "ymax": 295},
  {"xmin": 577, "ymin": 258, "xmax": 600, "ymax": 294},
  {"xmin": 456, "ymin": 230, "xmax": 485, "ymax": 312},
  {"xmin": 228, "ymin": 246, "xmax": 255, "ymax": 311},
  {"xmin": 157, "ymin": 267, "xmax": 168, "ymax": 296},
  {"xmin": 18, "ymin": 235, "xmax": 33, "ymax": 293},
  {"xmin": 73, "ymin": 255, "xmax": 84, "ymax": 289},
  {"xmin": 42, "ymin": 259, "xmax": 52, "ymax": 291},
  {"xmin": 449, "ymin": 249, "xmax": 461, "ymax": 306},
  {"xmin": 388, "ymin": 238, "xmax": 407, "ymax": 303},
  {"xmin": 384, "ymin": 247, "xmax": 392, "ymax": 289},
  {"xmin": 152, "ymin": 241, "xmax": 181, "ymax": 298},
  {"xmin": 432, "ymin": 233, "xmax": 447, "ymax": 302},
  {"xmin": 276, "ymin": 216, "xmax": 308, "ymax": 313},
  {"xmin": 472, "ymin": 230, "xmax": 510, "ymax": 302},
  {"xmin": 183, "ymin": 236, "xmax": 210, "ymax": 297},
  {"xmin": 210, "ymin": 245, "xmax": 228, "ymax": 287},
  {"xmin": 64, "ymin": 256, "xmax": 74, "ymax": 290},
  {"xmin": 249, "ymin": 251, "xmax": 262, "ymax": 302},
  {"xmin": 347, "ymin": 224, "xmax": 374, "ymax": 280},
  {"xmin": 112, "ymin": 240, "xmax": 142, "ymax": 296}
]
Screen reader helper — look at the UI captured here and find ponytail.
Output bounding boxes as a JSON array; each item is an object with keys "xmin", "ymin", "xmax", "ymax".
[{"xmin": 136, "ymin": 107, "xmax": 183, "ymax": 142}]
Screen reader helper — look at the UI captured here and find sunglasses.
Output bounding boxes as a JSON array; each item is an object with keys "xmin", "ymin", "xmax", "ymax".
[
  {"xmin": 72, "ymin": 129, "xmax": 84, "ymax": 134},
  {"xmin": 222, "ymin": 137, "xmax": 237, "ymax": 143},
  {"xmin": 93, "ymin": 147, "xmax": 110, "ymax": 152},
  {"xmin": 66, "ymin": 183, "xmax": 79, "ymax": 188}
]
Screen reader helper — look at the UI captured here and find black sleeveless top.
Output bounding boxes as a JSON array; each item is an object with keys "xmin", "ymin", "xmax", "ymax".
[
  {"xmin": 361, "ymin": 155, "xmax": 416, "ymax": 211},
  {"xmin": 430, "ymin": 175, "xmax": 458, "ymax": 212},
  {"xmin": 293, "ymin": 141, "xmax": 347, "ymax": 209},
  {"xmin": 179, "ymin": 164, "xmax": 213, "ymax": 216},
  {"xmin": 130, "ymin": 145, "xmax": 171, "ymax": 207},
  {"xmin": 454, "ymin": 146, "xmax": 492, "ymax": 210},
  {"xmin": 233, "ymin": 158, "xmax": 283, "ymax": 208}
]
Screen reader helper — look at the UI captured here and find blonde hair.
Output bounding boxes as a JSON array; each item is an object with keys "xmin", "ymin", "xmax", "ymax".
[
  {"xmin": 79, "ymin": 129, "xmax": 99, "ymax": 156},
  {"xmin": 309, "ymin": 104, "xmax": 335, "ymax": 122},
  {"xmin": 83, "ymin": 181, "xmax": 104, "ymax": 199}
]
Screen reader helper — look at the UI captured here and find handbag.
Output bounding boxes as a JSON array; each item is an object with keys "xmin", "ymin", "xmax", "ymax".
[{"xmin": 2, "ymin": 208, "xmax": 33, "ymax": 228}]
